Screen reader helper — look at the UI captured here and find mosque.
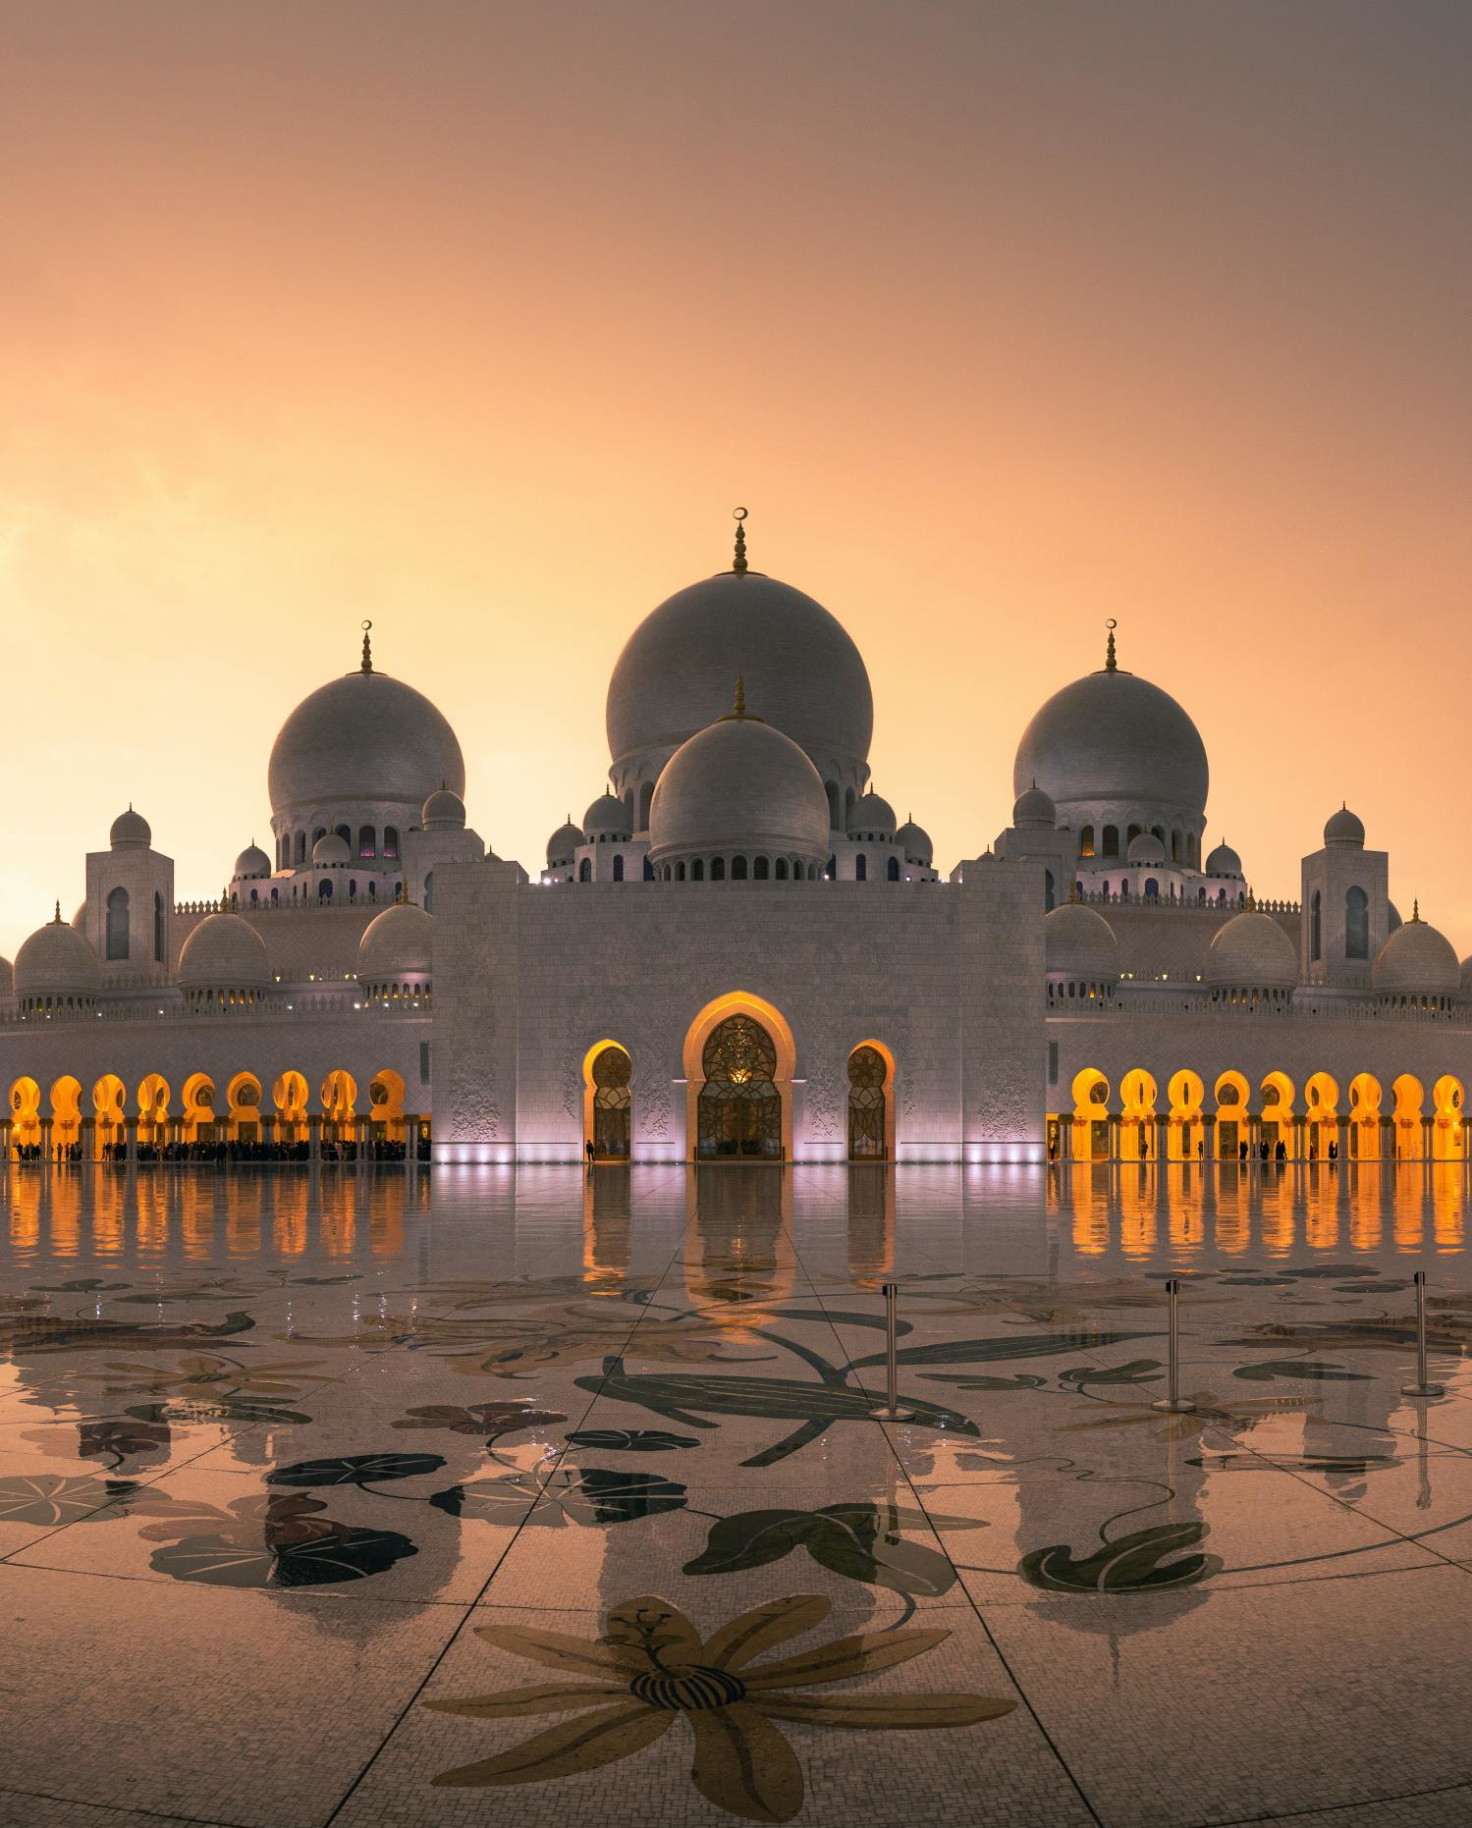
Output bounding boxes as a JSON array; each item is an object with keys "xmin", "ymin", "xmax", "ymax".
[{"xmin": 2, "ymin": 512, "xmax": 1469, "ymax": 1168}]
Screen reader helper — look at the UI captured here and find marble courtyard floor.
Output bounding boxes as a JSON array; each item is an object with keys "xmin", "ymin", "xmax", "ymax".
[{"xmin": 4, "ymin": 1163, "xmax": 1472, "ymax": 1828}]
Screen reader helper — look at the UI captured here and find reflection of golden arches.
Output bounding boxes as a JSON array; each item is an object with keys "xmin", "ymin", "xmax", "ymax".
[
  {"xmin": 682, "ymin": 992, "xmax": 796, "ymax": 1162},
  {"xmin": 1166, "ymin": 1069, "xmax": 1204, "ymax": 1161},
  {"xmin": 582, "ymin": 1038, "xmax": 632, "ymax": 1161},
  {"xmin": 1433, "ymin": 1075, "xmax": 1466, "ymax": 1163},
  {"xmin": 848, "ymin": 1038, "xmax": 895, "ymax": 1161}
]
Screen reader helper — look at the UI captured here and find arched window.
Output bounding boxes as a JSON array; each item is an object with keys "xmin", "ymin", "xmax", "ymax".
[
  {"xmin": 319, "ymin": 879, "xmax": 333, "ymax": 901},
  {"xmin": 589, "ymin": 1044, "xmax": 632, "ymax": 1159},
  {"xmin": 150, "ymin": 890, "xmax": 164, "ymax": 962},
  {"xmin": 1079, "ymin": 824, "xmax": 1096, "ymax": 858},
  {"xmin": 1311, "ymin": 889, "xmax": 1322, "ymax": 960},
  {"xmin": 1127, "ymin": 824, "xmax": 1142, "ymax": 847},
  {"xmin": 423, "ymin": 871, "xmax": 435, "ymax": 912},
  {"xmin": 643, "ymin": 856, "xmax": 656, "ymax": 881},
  {"xmin": 848, "ymin": 1045, "xmax": 888, "ymax": 1160},
  {"xmin": 613, "ymin": 854, "xmax": 625, "ymax": 882},
  {"xmin": 888, "ymin": 856, "xmax": 901, "ymax": 882},
  {"xmin": 105, "ymin": 887, "xmax": 129, "ymax": 960},
  {"xmin": 775, "ymin": 858, "xmax": 788, "ymax": 880},
  {"xmin": 855, "ymin": 852, "xmax": 868, "ymax": 882},
  {"xmin": 348, "ymin": 879, "xmax": 358, "ymax": 900},
  {"xmin": 662, "ymin": 864, "xmax": 672, "ymax": 880},
  {"xmin": 1188, "ymin": 833, "xmax": 1200, "ymax": 867},
  {"xmin": 826, "ymin": 855, "xmax": 836, "ymax": 880},
  {"xmin": 383, "ymin": 826, "xmax": 399, "ymax": 859},
  {"xmin": 295, "ymin": 831, "xmax": 307, "ymax": 864},
  {"xmin": 1171, "ymin": 829, "xmax": 1183, "ymax": 862},
  {"xmin": 825, "ymin": 782, "xmax": 841, "ymax": 829},
  {"xmin": 638, "ymin": 782, "xmax": 654, "ymax": 830},
  {"xmin": 754, "ymin": 856, "xmax": 769, "ymax": 880},
  {"xmin": 1346, "ymin": 886, "xmax": 1369, "ymax": 959},
  {"xmin": 844, "ymin": 787, "xmax": 857, "ymax": 830},
  {"xmin": 358, "ymin": 825, "xmax": 375, "ymax": 859},
  {"xmin": 676, "ymin": 862, "xmax": 686, "ymax": 881},
  {"xmin": 732, "ymin": 855, "xmax": 748, "ymax": 880},
  {"xmin": 579, "ymin": 858, "xmax": 592, "ymax": 882},
  {"xmin": 1102, "ymin": 825, "xmax": 1119, "ymax": 857},
  {"xmin": 711, "ymin": 857, "xmax": 726, "ymax": 881},
  {"xmin": 1144, "ymin": 878, "xmax": 1159, "ymax": 901},
  {"xmin": 692, "ymin": 859, "xmax": 704, "ymax": 881},
  {"xmin": 1044, "ymin": 869, "xmax": 1055, "ymax": 911},
  {"xmin": 1151, "ymin": 826, "xmax": 1166, "ymax": 847}
]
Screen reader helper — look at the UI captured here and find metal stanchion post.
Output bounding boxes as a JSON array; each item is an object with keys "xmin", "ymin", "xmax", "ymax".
[
  {"xmin": 1152, "ymin": 1278, "xmax": 1197, "ymax": 1413},
  {"xmin": 875, "ymin": 1282, "xmax": 914, "ymax": 1422},
  {"xmin": 1401, "ymin": 1271, "xmax": 1445, "ymax": 1398}
]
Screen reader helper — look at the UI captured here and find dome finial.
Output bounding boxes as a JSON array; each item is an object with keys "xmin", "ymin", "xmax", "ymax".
[
  {"xmin": 732, "ymin": 506, "xmax": 748, "ymax": 575},
  {"xmin": 1246, "ymin": 884, "xmax": 1256, "ymax": 911},
  {"xmin": 1413, "ymin": 898, "xmax": 1421, "ymax": 923},
  {"xmin": 1104, "ymin": 617, "xmax": 1118, "ymax": 673},
  {"xmin": 52, "ymin": 899, "xmax": 62, "ymax": 925},
  {"xmin": 360, "ymin": 619, "xmax": 374, "ymax": 675},
  {"xmin": 733, "ymin": 674, "xmax": 747, "ymax": 717}
]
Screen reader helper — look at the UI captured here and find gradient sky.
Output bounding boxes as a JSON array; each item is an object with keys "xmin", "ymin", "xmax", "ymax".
[{"xmin": 2, "ymin": 1, "xmax": 1468, "ymax": 955}]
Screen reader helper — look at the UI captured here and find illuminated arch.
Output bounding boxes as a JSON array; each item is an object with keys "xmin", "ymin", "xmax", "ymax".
[
  {"xmin": 1391, "ymin": 1074, "xmax": 1425, "ymax": 1161},
  {"xmin": 273, "ymin": 1070, "xmax": 309, "ymax": 1144},
  {"xmin": 9, "ymin": 1076, "xmax": 42, "ymax": 1156},
  {"xmin": 369, "ymin": 1069, "xmax": 408, "ymax": 1145},
  {"xmin": 226, "ymin": 1072, "xmax": 263, "ymax": 1143},
  {"xmin": 1119, "ymin": 1069, "xmax": 1158, "ymax": 1162},
  {"xmin": 1213, "ymin": 1070, "xmax": 1251, "ymax": 1160},
  {"xmin": 1432, "ymin": 1075, "xmax": 1466, "ymax": 1163},
  {"xmin": 49, "ymin": 1076, "xmax": 83, "ymax": 1156},
  {"xmin": 138, "ymin": 1074, "xmax": 170, "ymax": 1147},
  {"xmin": 1259, "ymin": 1071, "xmax": 1297, "ymax": 1161},
  {"xmin": 1166, "ymin": 1069, "xmax": 1205, "ymax": 1161},
  {"xmin": 582, "ymin": 1041, "xmax": 632, "ymax": 1161},
  {"xmin": 180, "ymin": 1073, "xmax": 217, "ymax": 1144},
  {"xmin": 92, "ymin": 1074, "xmax": 127, "ymax": 1157},
  {"xmin": 847, "ymin": 1040, "xmax": 895, "ymax": 1162},
  {"xmin": 1348, "ymin": 1073, "xmax": 1383, "ymax": 1162},
  {"xmin": 320, "ymin": 1069, "xmax": 358, "ymax": 1143},
  {"xmin": 1305, "ymin": 1072, "xmax": 1339, "ymax": 1162},
  {"xmin": 683, "ymin": 992, "xmax": 796, "ymax": 1163},
  {"xmin": 1070, "ymin": 1068, "xmax": 1111, "ymax": 1162}
]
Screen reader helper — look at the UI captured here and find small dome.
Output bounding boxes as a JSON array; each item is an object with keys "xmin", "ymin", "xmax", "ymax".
[
  {"xmin": 1205, "ymin": 839, "xmax": 1242, "ymax": 877},
  {"xmin": 1372, "ymin": 913, "xmax": 1459, "ymax": 997},
  {"xmin": 177, "ymin": 912, "xmax": 272, "ymax": 993},
  {"xmin": 15, "ymin": 914, "xmax": 103, "ymax": 1001},
  {"xmin": 1461, "ymin": 955, "xmax": 1472, "ymax": 997},
  {"xmin": 233, "ymin": 842, "xmax": 272, "ymax": 880},
  {"xmin": 1206, "ymin": 911, "xmax": 1298, "ymax": 991},
  {"xmin": 848, "ymin": 791, "xmax": 896, "ymax": 839},
  {"xmin": 1324, "ymin": 805, "xmax": 1365, "ymax": 847},
  {"xmin": 1388, "ymin": 901, "xmax": 1403, "ymax": 934},
  {"xmin": 649, "ymin": 711, "xmax": 829, "ymax": 866},
  {"xmin": 1012, "ymin": 784, "xmax": 1056, "ymax": 827},
  {"xmin": 895, "ymin": 817, "xmax": 932, "ymax": 867},
  {"xmin": 70, "ymin": 903, "xmax": 86, "ymax": 931},
  {"xmin": 358, "ymin": 902, "xmax": 434, "ymax": 984},
  {"xmin": 1044, "ymin": 902, "xmax": 1120, "ymax": 981},
  {"xmin": 546, "ymin": 817, "xmax": 584, "ymax": 869},
  {"xmin": 110, "ymin": 807, "xmax": 151, "ymax": 849},
  {"xmin": 1127, "ymin": 831, "xmax": 1166, "ymax": 864},
  {"xmin": 422, "ymin": 786, "xmax": 466, "ymax": 832},
  {"xmin": 312, "ymin": 832, "xmax": 350, "ymax": 867},
  {"xmin": 584, "ymin": 793, "xmax": 632, "ymax": 840},
  {"xmin": 0, "ymin": 955, "xmax": 12, "ymax": 995}
]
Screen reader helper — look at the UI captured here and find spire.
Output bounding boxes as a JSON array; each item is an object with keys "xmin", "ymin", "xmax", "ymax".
[
  {"xmin": 52, "ymin": 900, "xmax": 62, "ymax": 925},
  {"xmin": 732, "ymin": 506, "xmax": 748, "ymax": 575},
  {"xmin": 1104, "ymin": 618, "xmax": 1118, "ymax": 673},
  {"xmin": 1246, "ymin": 884, "xmax": 1257, "ymax": 912},
  {"xmin": 360, "ymin": 619, "xmax": 374, "ymax": 674},
  {"xmin": 733, "ymin": 674, "xmax": 747, "ymax": 717},
  {"xmin": 1412, "ymin": 898, "xmax": 1422, "ymax": 922}
]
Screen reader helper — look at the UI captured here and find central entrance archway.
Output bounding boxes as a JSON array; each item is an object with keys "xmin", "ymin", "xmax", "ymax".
[{"xmin": 698, "ymin": 1015, "xmax": 782, "ymax": 1159}]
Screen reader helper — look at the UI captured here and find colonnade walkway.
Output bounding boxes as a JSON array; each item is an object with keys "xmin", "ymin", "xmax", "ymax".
[{"xmin": 3, "ymin": 1164, "xmax": 1472, "ymax": 1826}]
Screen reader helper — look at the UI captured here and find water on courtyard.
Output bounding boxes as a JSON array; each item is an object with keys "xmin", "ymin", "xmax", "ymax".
[{"xmin": 3, "ymin": 1160, "xmax": 1472, "ymax": 1828}]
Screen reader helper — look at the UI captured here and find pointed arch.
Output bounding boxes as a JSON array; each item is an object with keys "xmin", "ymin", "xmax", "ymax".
[
  {"xmin": 683, "ymin": 992, "xmax": 796, "ymax": 1163},
  {"xmin": 1432, "ymin": 1075, "xmax": 1466, "ymax": 1162},
  {"xmin": 582, "ymin": 1040, "xmax": 632, "ymax": 1161},
  {"xmin": 1348, "ymin": 1073, "xmax": 1383, "ymax": 1161},
  {"xmin": 1259, "ymin": 1071, "xmax": 1297, "ymax": 1160},
  {"xmin": 369, "ymin": 1069, "xmax": 407, "ymax": 1145},
  {"xmin": 847, "ymin": 1040, "xmax": 895, "ymax": 1161},
  {"xmin": 1070, "ymin": 1068, "xmax": 1111, "ymax": 1161},
  {"xmin": 1119, "ymin": 1069, "xmax": 1158, "ymax": 1162},
  {"xmin": 226, "ymin": 1072, "xmax": 263, "ymax": 1143},
  {"xmin": 1392, "ymin": 1074, "xmax": 1425, "ymax": 1161},
  {"xmin": 1213, "ymin": 1070, "xmax": 1251, "ymax": 1160},
  {"xmin": 1167, "ymin": 1069, "xmax": 1204, "ymax": 1161}
]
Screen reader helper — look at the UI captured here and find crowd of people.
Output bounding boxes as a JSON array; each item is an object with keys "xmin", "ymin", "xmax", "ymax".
[{"xmin": 16, "ymin": 1136, "xmax": 430, "ymax": 1166}]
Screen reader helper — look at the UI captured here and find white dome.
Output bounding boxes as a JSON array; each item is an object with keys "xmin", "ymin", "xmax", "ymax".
[
  {"xmin": 0, "ymin": 955, "xmax": 11, "ymax": 996},
  {"xmin": 1012, "ymin": 784, "xmax": 1056, "ymax": 827},
  {"xmin": 15, "ymin": 914, "xmax": 102, "ymax": 1000},
  {"xmin": 848, "ymin": 791, "xmax": 895, "ymax": 839},
  {"xmin": 311, "ymin": 833, "xmax": 350, "ymax": 867},
  {"xmin": 1127, "ymin": 832, "xmax": 1166, "ymax": 864},
  {"xmin": 234, "ymin": 842, "xmax": 272, "ymax": 880},
  {"xmin": 110, "ymin": 807, "xmax": 151, "ymax": 849},
  {"xmin": 584, "ymin": 793, "xmax": 631, "ymax": 840},
  {"xmin": 1205, "ymin": 839, "xmax": 1242, "ymax": 876},
  {"xmin": 607, "ymin": 569, "xmax": 873, "ymax": 781},
  {"xmin": 895, "ymin": 817, "xmax": 932, "ymax": 866},
  {"xmin": 358, "ymin": 903, "xmax": 433, "ymax": 983},
  {"xmin": 1014, "ymin": 647, "xmax": 1208, "ymax": 817},
  {"xmin": 422, "ymin": 786, "xmax": 466, "ymax": 831},
  {"xmin": 1044, "ymin": 903, "xmax": 1119, "ymax": 980},
  {"xmin": 546, "ymin": 817, "xmax": 584, "ymax": 869},
  {"xmin": 268, "ymin": 655, "xmax": 464, "ymax": 817},
  {"xmin": 1461, "ymin": 955, "xmax": 1472, "ymax": 997},
  {"xmin": 1324, "ymin": 805, "xmax": 1365, "ymax": 847},
  {"xmin": 1206, "ymin": 911, "xmax": 1298, "ymax": 991},
  {"xmin": 648, "ymin": 711, "xmax": 829, "ymax": 866},
  {"xmin": 177, "ymin": 913, "xmax": 272, "ymax": 992},
  {"xmin": 1372, "ymin": 914, "xmax": 1460, "ymax": 997},
  {"xmin": 1387, "ymin": 901, "xmax": 1403, "ymax": 933}
]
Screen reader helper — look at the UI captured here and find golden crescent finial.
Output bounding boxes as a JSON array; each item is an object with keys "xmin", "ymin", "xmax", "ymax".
[
  {"xmin": 360, "ymin": 619, "xmax": 374, "ymax": 674},
  {"xmin": 1105, "ymin": 618, "xmax": 1118, "ymax": 673},
  {"xmin": 732, "ymin": 506, "xmax": 748, "ymax": 574}
]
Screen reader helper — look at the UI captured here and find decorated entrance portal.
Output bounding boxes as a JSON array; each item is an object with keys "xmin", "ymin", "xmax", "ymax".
[{"xmin": 697, "ymin": 1015, "xmax": 782, "ymax": 1159}]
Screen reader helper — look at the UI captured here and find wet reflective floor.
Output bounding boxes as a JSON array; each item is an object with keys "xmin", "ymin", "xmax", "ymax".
[{"xmin": 4, "ymin": 1161, "xmax": 1472, "ymax": 1828}]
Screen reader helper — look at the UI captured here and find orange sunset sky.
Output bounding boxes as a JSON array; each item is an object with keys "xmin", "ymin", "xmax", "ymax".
[{"xmin": 2, "ymin": 1, "xmax": 1469, "ymax": 955}]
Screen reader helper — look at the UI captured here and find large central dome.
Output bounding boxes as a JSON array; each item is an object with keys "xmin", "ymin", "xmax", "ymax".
[
  {"xmin": 606, "ymin": 570, "xmax": 873, "ymax": 783},
  {"xmin": 269, "ymin": 663, "xmax": 465, "ymax": 816},
  {"xmin": 1013, "ymin": 648, "xmax": 1208, "ymax": 817}
]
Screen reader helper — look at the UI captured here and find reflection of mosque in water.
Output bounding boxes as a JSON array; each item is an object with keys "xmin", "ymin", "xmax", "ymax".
[{"xmin": 3, "ymin": 510, "xmax": 1470, "ymax": 1169}]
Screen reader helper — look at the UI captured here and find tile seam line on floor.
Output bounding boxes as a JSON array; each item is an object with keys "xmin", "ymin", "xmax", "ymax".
[
  {"xmin": 0, "ymin": 1779, "xmax": 244, "ymax": 1828},
  {"xmin": 1200, "ymin": 1767, "xmax": 1472, "ymax": 1828},
  {"xmin": 790, "ymin": 1216, "xmax": 1108, "ymax": 1828},
  {"xmin": 314, "ymin": 1207, "xmax": 690, "ymax": 1828}
]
